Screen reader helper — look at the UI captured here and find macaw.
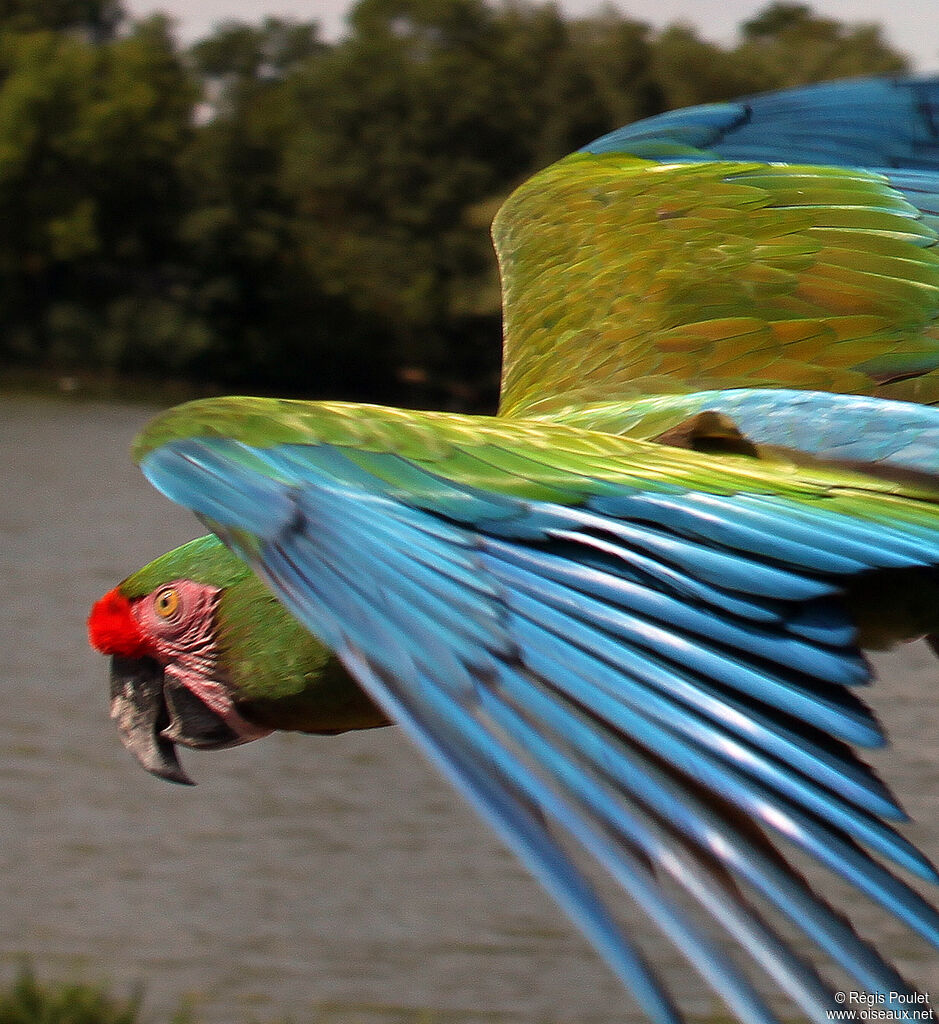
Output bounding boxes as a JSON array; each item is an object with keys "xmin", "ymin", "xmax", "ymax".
[{"xmin": 88, "ymin": 76, "xmax": 939, "ymax": 1024}]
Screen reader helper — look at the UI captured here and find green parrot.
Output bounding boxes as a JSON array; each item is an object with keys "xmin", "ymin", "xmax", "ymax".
[{"xmin": 89, "ymin": 76, "xmax": 939, "ymax": 1024}]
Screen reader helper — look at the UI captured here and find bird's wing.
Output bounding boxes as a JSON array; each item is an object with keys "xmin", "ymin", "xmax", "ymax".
[
  {"xmin": 136, "ymin": 397, "xmax": 939, "ymax": 1024},
  {"xmin": 494, "ymin": 77, "xmax": 939, "ymax": 465}
]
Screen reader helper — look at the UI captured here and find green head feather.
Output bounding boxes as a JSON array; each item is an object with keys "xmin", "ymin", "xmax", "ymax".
[{"xmin": 120, "ymin": 535, "xmax": 389, "ymax": 735}]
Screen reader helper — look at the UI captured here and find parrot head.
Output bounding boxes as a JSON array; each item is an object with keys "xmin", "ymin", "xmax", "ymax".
[{"xmin": 88, "ymin": 535, "xmax": 389, "ymax": 785}]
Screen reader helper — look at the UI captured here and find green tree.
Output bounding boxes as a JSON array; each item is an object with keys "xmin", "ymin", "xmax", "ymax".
[
  {"xmin": 191, "ymin": 16, "xmax": 322, "ymax": 81},
  {"xmin": 170, "ymin": 0, "xmax": 915, "ymax": 405},
  {"xmin": 276, "ymin": 0, "xmax": 522, "ymax": 403},
  {"xmin": 0, "ymin": 0, "xmax": 123, "ymax": 39},
  {"xmin": 649, "ymin": 23, "xmax": 770, "ymax": 110},
  {"xmin": 0, "ymin": 0, "xmax": 916, "ymax": 406},
  {"xmin": 736, "ymin": 1, "xmax": 908, "ymax": 85},
  {"xmin": 0, "ymin": 16, "xmax": 198, "ymax": 368},
  {"xmin": 272, "ymin": 0, "xmax": 640, "ymax": 404}
]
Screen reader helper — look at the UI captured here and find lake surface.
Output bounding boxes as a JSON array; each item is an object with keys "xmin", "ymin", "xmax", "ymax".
[{"xmin": 1, "ymin": 392, "xmax": 938, "ymax": 1023}]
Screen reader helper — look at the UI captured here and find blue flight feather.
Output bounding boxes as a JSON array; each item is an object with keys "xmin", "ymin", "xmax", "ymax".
[
  {"xmin": 496, "ymin": 669, "xmax": 909, "ymax": 996},
  {"xmin": 584, "ymin": 77, "xmax": 939, "ymax": 170},
  {"xmin": 341, "ymin": 650, "xmax": 687, "ymax": 1024},
  {"xmin": 668, "ymin": 390, "xmax": 939, "ymax": 478},
  {"xmin": 584, "ymin": 389, "xmax": 939, "ymax": 486},
  {"xmin": 137, "ymin": 421, "xmax": 939, "ymax": 1021}
]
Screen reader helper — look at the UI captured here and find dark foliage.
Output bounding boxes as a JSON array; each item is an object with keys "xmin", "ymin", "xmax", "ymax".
[
  {"xmin": 0, "ymin": 0, "xmax": 909, "ymax": 410},
  {"xmin": 0, "ymin": 964, "xmax": 142, "ymax": 1024}
]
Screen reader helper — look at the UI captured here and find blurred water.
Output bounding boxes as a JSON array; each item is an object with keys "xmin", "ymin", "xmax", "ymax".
[{"xmin": 0, "ymin": 393, "xmax": 938, "ymax": 1024}]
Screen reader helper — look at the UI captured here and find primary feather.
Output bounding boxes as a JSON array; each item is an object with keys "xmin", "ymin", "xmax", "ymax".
[{"xmin": 90, "ymin": 76, "xmax": 939, "ymax": 1024}]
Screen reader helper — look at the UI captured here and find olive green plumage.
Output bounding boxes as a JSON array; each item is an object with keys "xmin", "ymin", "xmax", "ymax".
[{"xmin": 494, "ymin": 154, "xmax": 939, "ymax": 431}]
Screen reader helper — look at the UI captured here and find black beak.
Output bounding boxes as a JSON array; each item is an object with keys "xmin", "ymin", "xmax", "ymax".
[
  {"xmin": 110, "ymin": 656, "xmax": 193, "ymax": 785},
  {"xmin": 109, "ymin": 657, "xmax": 242, "ymax": 785}
]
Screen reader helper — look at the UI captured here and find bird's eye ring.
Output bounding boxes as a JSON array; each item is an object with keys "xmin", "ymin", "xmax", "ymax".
[{"xmin": 154, "ymin": 587, "xmax": 180, "ymax": 619}]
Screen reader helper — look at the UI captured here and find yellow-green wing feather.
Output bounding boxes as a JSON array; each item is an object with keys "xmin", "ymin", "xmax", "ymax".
[
  {"xmin": 494, "ymin": 154, "xmax": 939, "ymax": 419},
  {"xmin": 135, "ymin": 396, "xmax": 939, "ymax": 522}
]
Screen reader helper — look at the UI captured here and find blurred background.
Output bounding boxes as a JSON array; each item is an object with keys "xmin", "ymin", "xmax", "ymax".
[
  {"xmin": 0, "ymin": 0, "xmax": 932, "ymax": 412},
  {"xmin": 2, "ymin": 1, "xmax": 939, "ymax": 1022}
]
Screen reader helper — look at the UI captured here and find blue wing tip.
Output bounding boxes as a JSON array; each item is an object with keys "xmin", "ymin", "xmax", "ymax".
[{"xmin": 580, "ymin": 75, "xmax": 939, "ymax": 168}]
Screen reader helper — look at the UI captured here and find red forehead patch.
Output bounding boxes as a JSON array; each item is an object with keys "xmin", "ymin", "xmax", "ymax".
[{"xmin": 88, "ymin": 588, "xmax": 150, "ymax": 658}]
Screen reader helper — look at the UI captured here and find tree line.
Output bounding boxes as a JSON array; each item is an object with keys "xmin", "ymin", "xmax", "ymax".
[{"xmin": 0, "ymin": 0, "xmax": 911, "ymax": 410}]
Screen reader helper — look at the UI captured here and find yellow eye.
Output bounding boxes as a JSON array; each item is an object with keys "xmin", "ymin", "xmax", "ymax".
[{"xmin": 154, "ymin": 587, "xmax": 180, "ymax": 619}]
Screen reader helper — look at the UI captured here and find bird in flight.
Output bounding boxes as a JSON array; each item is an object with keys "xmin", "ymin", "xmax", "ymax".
[{"xmin": 89, "ymin": 75, "xmax": 939, "ymax": 1024}]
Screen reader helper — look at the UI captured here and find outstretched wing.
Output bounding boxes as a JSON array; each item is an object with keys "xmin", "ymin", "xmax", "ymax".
[
  {"xmin": 135, "ymin": 397, "xmax": 939, "ymax": 1024},
  {"xmin": 494, "ymin": 77, "xmax": 939, "ymax": 460}
]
